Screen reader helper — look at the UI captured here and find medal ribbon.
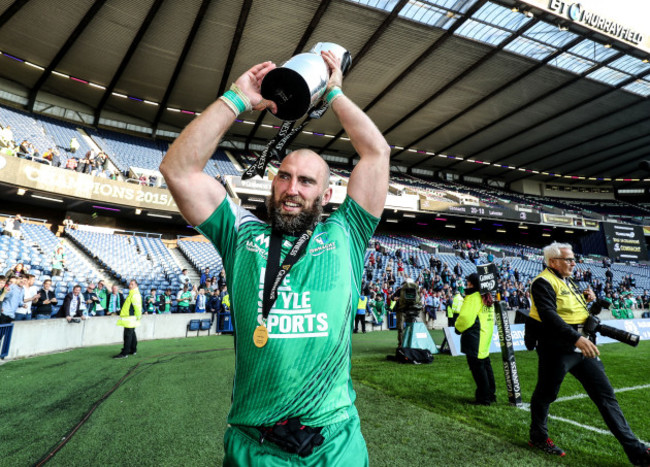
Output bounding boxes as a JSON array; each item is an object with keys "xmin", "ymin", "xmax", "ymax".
[
  {"xmin": 242, "ymin": 100, "xmax": 330, "ymax": 180},
  {"xmin": 261, "ymin": 229, "xmax": 314, "ymax": 321}
]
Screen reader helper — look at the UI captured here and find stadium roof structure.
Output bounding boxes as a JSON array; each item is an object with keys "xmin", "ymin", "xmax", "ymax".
[{"xmin": 1, "ymin": 0, "xmax": 649, "ymax": 187}]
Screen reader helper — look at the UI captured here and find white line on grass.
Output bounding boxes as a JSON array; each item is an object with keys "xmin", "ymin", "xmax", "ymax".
[
  {"xmin": 518, "ymin": 382, "xmax": 650, "ymax": 446},
  {"xmin": 554, "ymin": 383, "xmax": 650, "ymax": 403}
]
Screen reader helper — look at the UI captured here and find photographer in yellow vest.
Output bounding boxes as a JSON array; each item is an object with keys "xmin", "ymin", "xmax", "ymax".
[{"xmin": 526, "ymin": 242, "xmax": 648, "ymax": 465}]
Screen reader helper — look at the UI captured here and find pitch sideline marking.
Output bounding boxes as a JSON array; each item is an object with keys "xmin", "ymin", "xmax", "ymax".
[
  {"xmin": 518, "ymin": 384, "xmax": 650, "ymax": 445},
  {"xmin": 554, "ymin": 383, "xmax": 650, "ymax": 403}
]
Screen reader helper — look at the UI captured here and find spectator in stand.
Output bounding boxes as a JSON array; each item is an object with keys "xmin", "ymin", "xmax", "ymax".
[
  {"xmin": 208, "ymin": 289, "xmax": 221, "ymax": 321},
  {"xmin": 51, "ymin": 242, "xmax": 66, "ymax": 276},
  {"xmin": 159, "ymin": 288, "xmax": 173, "ymax": 313},
  {"xmin": 217, "ymin": 269, "xmax": 227, "ymax": 289},
  {"xmin": 145, "ymin": 288, "xmax": 159, "ymax": 314},
  {"xmin": 177, "ymin": 284, "xmax": 191, "ymax": 313},
  {"xmin": 1, "ymin": 276, "xmax": 27, "ymax": 323},
  {"xmin": 15, "ymin": 274, "xmax": 39, "ymax": 321},
  {"xmin": 59, "ymin": 285, "xmax": 85, "ymax": 322},
  {"xmin": 18, "ymin": 140, "xmax": 31, "ymax": 158},
  {"xmin": 12, "ymin": 214, "xmax": 24, "ymax": 238},
  {"xmin": 605, "ymin": 267, "xmax": 613, "ymax": 284},
  {"xmin": 200, "ymin": 267, "xmax": 211, "ymax": 287},
  {"xmin": 453, "ymin": 262, "xmax": 462, "ymax": 278},
  {"xmin": 33, "ymin": 279, "xmax": 57, "ymax": 319},
  {"xmin": 5, "ymin": 262, "xmax": 26, "ymax": 280},
  {"xmin": 96, "ymin": 281, "xmax": 108, "ymax": 312},
  {"xmin": 51, "ymin": 149, "xmax": 62, "ymax": 167},
  {"xmin": 179, "ymin": 269, "xmax": 191, "ymax": 288},
  {"xmin": 70, "ymin": 137, "xmax": 80, "ymax": 154},
  {"xmin": 114, "ymin": 279, "xmax": 142, "ymax": 359},
  {"xmin": 83, "ymin": 283, "xmax": 101, "ymax": 316},
  {"xmin": 97, "ymin": 151, "xmax": 108, "ymax": 170},
  {"xmin": 76, "ymin": 151, "xmax": 89, "ymax": 173},
  {"xmin": 63, "ymin": 217, "xmax": 75, "ymax": 230},
  {"xmin": 107, "ymin": 285, "xmax": 125, "ymax": 316},
  {"xmin": 424, "ymin": 292, "xmax": 435, "ymax": 325},
  {"xmin": 441, "ymin": 265, "xmax": 451, "ymax": 284},
  {"xmin": 0, "ymin": 125, "xmax": 13, "ymax": 147},
  {"xmin": 642, "ymin": 291, "xmax": 650, "ymax": 309},
  {"xmin": 195, "ymin": 287, "xmax": 207, "ymax": 313},
  {"xmin": 65, "ymin": 157, "xmax": 78, "ymax": 171},
  {"xmin": 396, "ymin": 260, "xmax": 405, "ymax": 278}
]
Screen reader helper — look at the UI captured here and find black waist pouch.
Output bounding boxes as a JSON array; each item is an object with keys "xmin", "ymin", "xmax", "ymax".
[{"xmin": 258, "ymin": 418, "xmax": 324, "ymax": 457}]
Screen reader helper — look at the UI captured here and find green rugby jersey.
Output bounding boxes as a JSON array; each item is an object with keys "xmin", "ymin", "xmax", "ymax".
[{"xmin": 197, "ymin": 195, "xmax": 378, "ymax": 427}]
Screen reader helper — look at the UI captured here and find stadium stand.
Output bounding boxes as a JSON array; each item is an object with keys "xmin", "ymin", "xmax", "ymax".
[
  {"xmin": 65, "ymin": 229, "xmax": 178, "ymax": 295},
  {"xmin": 177, "ymin": 239, "xmax": 224, "ymax": 276}
]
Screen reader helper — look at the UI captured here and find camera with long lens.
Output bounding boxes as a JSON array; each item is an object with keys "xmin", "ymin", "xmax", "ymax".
[{"xmin": 583, "ymin": 299, "xmax": 640, "ymax": 347}]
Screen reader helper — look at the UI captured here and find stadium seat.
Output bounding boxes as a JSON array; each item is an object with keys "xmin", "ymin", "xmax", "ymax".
[
  {"xmin": 186, "ymin": 319, "xmax": 200, "ymax": 337},
  {"xmin": 199, "ymin": 318, "xmax": 212, "ymax": 335}
]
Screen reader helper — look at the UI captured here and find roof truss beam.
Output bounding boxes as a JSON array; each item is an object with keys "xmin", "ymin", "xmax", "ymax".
[
  {"xmin": 27, "ymin": 0, "xmax": 108, "ymax": 111},
  {"xmin": 318, "ymin": 0, "xmax": 489, "ymax": 156},
  {"xmin": 244, "ymin": 0, "xmax": 332, "ymax": 150},
  {"xmin": 0, "ymin": 0, "xmax": 30, "ymax": 29},
  {"xmin": 93, "ymin": 0, "xmax": 165, "ymax": 126},
  {"xmin": 153, "ymin": 0, "xmax": 212, "ymax": 133},
  {"xmin": 389, "ymin": 17, "xmax": 539, "ymax": 160}
]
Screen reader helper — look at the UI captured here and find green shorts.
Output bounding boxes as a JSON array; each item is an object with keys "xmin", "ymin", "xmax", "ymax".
[{"xmin": 223, "ymin": 414, "xmax": 368, "ymax": 467}]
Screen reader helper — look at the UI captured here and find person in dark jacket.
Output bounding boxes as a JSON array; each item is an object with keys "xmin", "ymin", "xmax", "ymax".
[
  {"xmin": 455, "ymin": 273, "xmax": 496, "ymax": 406},
  {"xmin": 33, "ymin": 279, "xmax": 57, "ymax": 319},
  {"xmin": 58, "ymin": 285, "xmax": 84, "ymax": 322},
  {"xmin": 106, "ymin": 285, "xmax": 125, "ymax": 316},
  {"xmin": 526, "ymin": 243, "xmax": 649, "ymax": 463}
]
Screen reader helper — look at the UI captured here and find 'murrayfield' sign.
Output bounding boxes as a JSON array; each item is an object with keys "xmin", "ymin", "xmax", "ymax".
[{"xmin": 536, "ymin": 0, "xmax": 646, "ymax": 48}]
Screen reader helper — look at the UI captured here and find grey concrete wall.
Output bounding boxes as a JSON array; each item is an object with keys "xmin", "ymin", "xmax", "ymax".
[{"xmin": 5, "ymin": 313, "xmax": 216, "ymax": 360}]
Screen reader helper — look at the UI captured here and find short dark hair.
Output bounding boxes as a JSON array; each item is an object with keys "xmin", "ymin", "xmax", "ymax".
[
  {"xmin": 130, "ymin": 279, "xmax": 138, "ymax": 285},
  {"xmin": 0, "ymin": 275, "xmax": 6, "ymax": 281},
  {"xmin": 151, "ymin": 288, "xmax": 157, "ymax": 292},
  {"xmin": 43, "ymin": 279, "xmax": 52, "ymax": 285},
  {"xmin": 73, "ymin": 284, "xmax": 82, "ymax": 290}
]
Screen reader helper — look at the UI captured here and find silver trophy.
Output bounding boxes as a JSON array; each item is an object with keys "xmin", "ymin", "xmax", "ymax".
[{"xmin": 261, "ymin": 42, "xmax": 351, "ymax": 121}]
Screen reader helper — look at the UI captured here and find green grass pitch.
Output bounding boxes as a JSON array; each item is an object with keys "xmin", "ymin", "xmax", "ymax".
[{"xmin": 1, "ymin": 331, "xmax": 648, "ymax": 466}]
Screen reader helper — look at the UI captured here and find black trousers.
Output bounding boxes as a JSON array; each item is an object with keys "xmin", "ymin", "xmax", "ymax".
[
  {"xmin": 121, "ymin": 327, "xmax": 137, "ymax": 355},
  {"xmin": 530, "ymin": 347, "xmax": 646, "ymax": 461},
  {"xmin": 466, "ymin": 355, "xmax": 496, "ymax": 404},
  {"xmin": 354, "ymin": 314, "xmax": 366, "ymax": 333}
]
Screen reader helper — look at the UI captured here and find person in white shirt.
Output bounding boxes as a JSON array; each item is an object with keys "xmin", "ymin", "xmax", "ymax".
[
  {"xmin": 16, "ymin": 274, "xmax": 40, "ymax": 321},
  {"xmin": 179, "ymin": 269, "xmax": 191, "ymax": 288}
]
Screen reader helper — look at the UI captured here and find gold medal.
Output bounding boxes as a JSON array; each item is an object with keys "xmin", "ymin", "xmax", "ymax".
[{"xmin": 253, "ymin": 324, "xmax": 269, "ymax": 348}]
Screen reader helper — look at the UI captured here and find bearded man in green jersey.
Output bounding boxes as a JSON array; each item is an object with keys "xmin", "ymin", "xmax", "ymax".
[{"xmin": 161, "ymin": 51, "xmax": 390, "ymax": 466}]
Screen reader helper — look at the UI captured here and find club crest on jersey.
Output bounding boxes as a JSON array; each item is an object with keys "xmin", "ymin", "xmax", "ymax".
[{"xmin": 309, "ymin": 232, "xmax": 336, "ymax": 256}]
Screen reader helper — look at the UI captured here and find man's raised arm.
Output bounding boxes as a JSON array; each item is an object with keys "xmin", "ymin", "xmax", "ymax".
[
  {"xmin": 160, "ymin": 62, "xmax": 277, "ymax": 227},
  {"xmin": 322, "ymin": 52, "xmax": 391, "ymax": 218}
]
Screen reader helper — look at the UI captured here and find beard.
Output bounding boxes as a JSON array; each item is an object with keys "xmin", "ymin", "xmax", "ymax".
[{"xmin": 266, "ymin": 192, "xmax": 324, "ymax": 236}]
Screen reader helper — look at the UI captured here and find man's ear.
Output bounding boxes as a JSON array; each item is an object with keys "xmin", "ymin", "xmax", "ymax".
[{"xmin": 321, "ymin": 187, "xmax": 333, "ymax": 206}]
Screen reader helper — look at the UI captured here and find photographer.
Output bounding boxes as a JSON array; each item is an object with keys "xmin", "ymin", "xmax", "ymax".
[{"xmin": 526, "ymin": 243, "xmax": 648, "ymax": 465}]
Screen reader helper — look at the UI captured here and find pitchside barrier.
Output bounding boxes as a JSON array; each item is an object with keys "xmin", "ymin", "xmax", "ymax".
[
  {"xmin": 3, "ymin": 313, "xmax": 226, "ymax": 360},
  {"xmin": 442, "ymin": 318, "xmax": 650, "ymax": 357}
]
